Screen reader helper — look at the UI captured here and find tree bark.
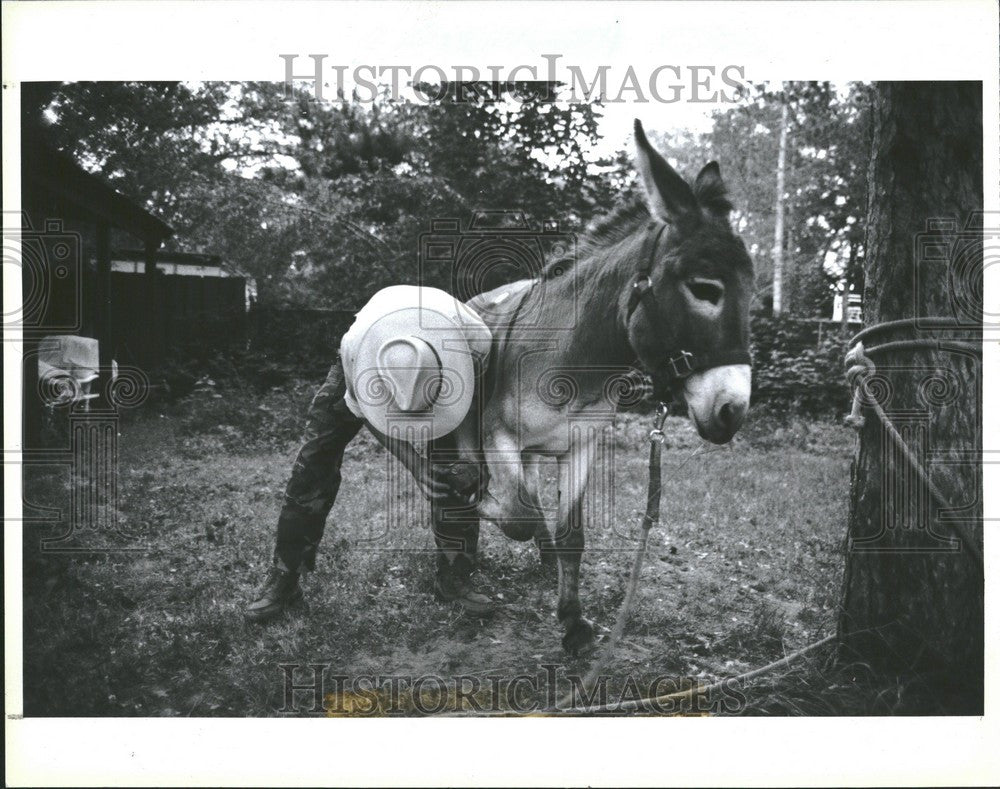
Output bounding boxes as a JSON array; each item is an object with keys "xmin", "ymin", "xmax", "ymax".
[{"xmin": 838, "ymin": 82, "xmax": 983, "ymax": 712}]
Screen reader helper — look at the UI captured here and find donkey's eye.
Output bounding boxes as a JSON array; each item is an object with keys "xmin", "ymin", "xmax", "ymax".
[{"xmin": 686, "ymin": 279, "xmax": 724, "ymax": 306}]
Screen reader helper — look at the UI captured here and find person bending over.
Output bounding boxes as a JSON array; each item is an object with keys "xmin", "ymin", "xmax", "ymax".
[{"xmin": 245, "ymin": 285, "xmax": 496, "ymax": 622}]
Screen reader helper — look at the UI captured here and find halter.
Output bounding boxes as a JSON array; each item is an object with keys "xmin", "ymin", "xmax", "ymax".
[{"xmin": 626, "ymin": 221, "xmax": 752, "ymax": 383}]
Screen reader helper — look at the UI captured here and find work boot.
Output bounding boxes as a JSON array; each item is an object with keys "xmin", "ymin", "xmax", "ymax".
[
  {"xmin": 245, "ymin": 564, "xmax": 304, "ymax": 623},
  {"xmin": 433, "ymin": 560, "xmax": 499, "ymax": 617}
]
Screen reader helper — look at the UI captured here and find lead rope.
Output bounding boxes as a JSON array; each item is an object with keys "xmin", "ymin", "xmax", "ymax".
[
  {"xmin": 551, "ymin": 402, "xmax": 670, "ymax": 711},
  {"xmin": 436, "ymin": 390, "xmax": 862, "ymax": 716},
  {"xmin": 544, "ymin": 400, "xmax": 837, "ymax": 716}
]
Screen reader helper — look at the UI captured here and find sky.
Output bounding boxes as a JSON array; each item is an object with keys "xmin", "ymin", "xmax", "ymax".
[{"xmin": 593, "ymin": 99, "xmax": 718, "ymax": 157}]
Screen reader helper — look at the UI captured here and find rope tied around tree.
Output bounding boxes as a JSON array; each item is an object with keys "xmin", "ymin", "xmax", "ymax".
[{"xmin": 843, "ymin": 318, "xmax": 983, "ymax": 567}]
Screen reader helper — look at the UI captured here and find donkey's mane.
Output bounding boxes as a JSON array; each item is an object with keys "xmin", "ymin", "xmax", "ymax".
[
  {"xmin": 540, "ymin": 198, "xmax": 651, "ymax": 281},
  {"xmin": 580, "ymin": 198, "xmax": 652, "ymax": 249}
]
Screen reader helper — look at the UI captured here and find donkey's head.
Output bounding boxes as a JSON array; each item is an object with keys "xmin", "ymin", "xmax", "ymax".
[{"xmin": 625, "ymin": 120, "xmax": 753, "ymax": 444}]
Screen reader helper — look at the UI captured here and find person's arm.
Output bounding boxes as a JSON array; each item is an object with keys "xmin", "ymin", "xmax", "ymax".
[{"xmin": 368, "ymin": 426, "xmax": 458, "ymax": 501}]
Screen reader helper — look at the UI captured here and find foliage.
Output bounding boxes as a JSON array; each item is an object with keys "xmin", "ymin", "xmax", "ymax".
[
  {"xmin": 23, "ymin": 82, "xmax": 252, "ymax": 217},
  {"xmin": 701, "ymin": 82, "xmax": 873, "ymax": 317},
  {"xmin": 152, "ymin": 310, "xmax": 852, "ymax": 421},
  {"xmin": 750, "ymin": 316, "xmax": 849, "ymax": 415},
  {"xmin": 28, "ymin": 79, "xmax": 872, "ymax": 318},
  {"xmin": 28, "ymin": 81, "xmax": 620, "ymax": 308},
  {"xmin": 27, "ymin": 79, "xmax": 869, "ymax": 418}
]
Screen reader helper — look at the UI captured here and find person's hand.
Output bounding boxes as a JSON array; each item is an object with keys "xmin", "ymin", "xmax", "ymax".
[
  {"xmin": 417, "ymin": 461, "xmax": 485, "ymax": 503},
  {"xmin": 415, "ymin": 464, "xmax": 456, "ymax": 502}
]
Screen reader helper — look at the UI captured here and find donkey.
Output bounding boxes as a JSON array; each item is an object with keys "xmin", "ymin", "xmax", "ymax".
[{"xmin": 445, "ymin": 120, "xmax": 754, "ymax": 653}]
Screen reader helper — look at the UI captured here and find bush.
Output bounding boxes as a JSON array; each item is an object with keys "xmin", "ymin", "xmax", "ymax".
[
  {"xmin": 153, "ymin": 312, "xmax": 853, "ymax": 427},
  {"xmin": 250, "ymin": 307, "xmax": 355, "ymax": 370},
  {"xmin": 750, "ymin": 316, "xmax": 851, "ymax": 417}
]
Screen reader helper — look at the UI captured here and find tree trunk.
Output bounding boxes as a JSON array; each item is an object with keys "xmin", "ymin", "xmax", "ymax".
[
  {"xmin": 771, "ymin": 96, "xmax": 789, "ymax": 315},
  {"xmin": 838, "ymin": 82, "xmax": 983, "ymax": 712}
]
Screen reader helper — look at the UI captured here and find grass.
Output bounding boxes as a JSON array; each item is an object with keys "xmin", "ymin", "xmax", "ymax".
[{"xmin": 21, "ymin": 377, "xmax": 870, "ymax": 716}]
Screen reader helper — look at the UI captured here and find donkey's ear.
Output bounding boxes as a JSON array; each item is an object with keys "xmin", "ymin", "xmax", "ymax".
[
  {"xmin": 634, "ymin": 119, "xmax": 698, "ymax": 223},
  {"xmin": 694, "ymin": 161, "xmax": 734, "ymax": 218}
]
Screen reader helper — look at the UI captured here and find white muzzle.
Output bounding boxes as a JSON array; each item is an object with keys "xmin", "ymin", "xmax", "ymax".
[{"xmin": 682, "ymin": 364, "xmax": 751, "ymax": 444}]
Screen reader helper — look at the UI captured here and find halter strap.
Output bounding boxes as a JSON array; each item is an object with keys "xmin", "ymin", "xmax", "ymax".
[
  {"xmin": 626, "ymin": 221, "xmax": 751, "ymax": 383},
  {"xmin": 625, "ymin": 221, "xmax": 669, "ymax": 321}
]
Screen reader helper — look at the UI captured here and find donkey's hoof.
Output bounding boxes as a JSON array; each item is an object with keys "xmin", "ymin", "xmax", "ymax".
[{"xmin": 561, "ymin": 618, "xmax": 595, "ymax": 655}]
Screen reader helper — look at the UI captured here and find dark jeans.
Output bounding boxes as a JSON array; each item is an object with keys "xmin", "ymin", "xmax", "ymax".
[{"xmin": 273, "ymin": 357, "xmax": 480, "ymax": 576}]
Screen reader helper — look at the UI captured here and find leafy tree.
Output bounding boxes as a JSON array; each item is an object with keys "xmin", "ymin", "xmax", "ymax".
[
  {"xmin": 698, "ymin": 82, "xmax": 872, "ymax": 317},
  {"xmin": 25, "ymin": 80, "xmax": 619, "ymax": 308},
  {"xmin": 24, "ymin": 79, "xmax": 871, "ymax": 320}
]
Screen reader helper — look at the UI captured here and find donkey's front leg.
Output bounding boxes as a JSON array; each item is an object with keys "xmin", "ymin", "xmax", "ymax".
[
  {"xmin": 555, "ymin": 433, "xmax": 599, "ymax": 654},
  {"xmin": 555, "ymin": 493, "xmax": 592, "ymax": 654}
]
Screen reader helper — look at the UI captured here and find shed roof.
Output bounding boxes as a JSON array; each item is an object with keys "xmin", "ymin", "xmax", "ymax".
[
  {"xmin": 22, "ymin": 124, "xmax": 173, "ymax": 244},
  {"xmin": 113, "ymin": 248, "xmax": 252, "ymax": 280},
  {"xmin": 114, "ymin": 249, "xmax": 223, "ymax": 268}
]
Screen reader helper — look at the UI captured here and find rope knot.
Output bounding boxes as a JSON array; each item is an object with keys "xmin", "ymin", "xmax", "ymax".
[{"xmin": 844, "ymin": 341, "xmax": 875, "ymax": 430}]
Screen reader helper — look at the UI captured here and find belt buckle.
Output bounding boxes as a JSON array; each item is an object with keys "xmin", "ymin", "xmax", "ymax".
[{"xmin": 667, "ymin": 351, "xmax": 695, "ymax": 379}]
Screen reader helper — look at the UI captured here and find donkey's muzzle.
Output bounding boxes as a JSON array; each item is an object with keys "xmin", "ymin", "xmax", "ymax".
[
  {"xmin": 693, "ymin": 398, "xmax": 747, "ymax": 444},
  {"xmin": 703, "ymin": 399, "xmax": 748, "ymax": 444},
  {"xmin": 683, "ymin": 364, "xmax": 751, "ymax": 444}
]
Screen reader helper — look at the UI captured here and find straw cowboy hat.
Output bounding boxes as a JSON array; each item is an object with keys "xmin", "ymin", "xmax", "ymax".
[{"xmin": 342, "ymin": 287, "xmax": 482, "ymax": 440}]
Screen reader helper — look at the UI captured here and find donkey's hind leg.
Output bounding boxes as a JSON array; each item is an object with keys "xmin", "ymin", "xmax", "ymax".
[{"xmin": 554, "ymin": 438, "xmax": 599, "ymax": 654}]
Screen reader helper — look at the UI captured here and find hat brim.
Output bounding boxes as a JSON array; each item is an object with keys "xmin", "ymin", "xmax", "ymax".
[{"xmin": 350, "ymin": 307, "xmax": 476, "ymax": 441}]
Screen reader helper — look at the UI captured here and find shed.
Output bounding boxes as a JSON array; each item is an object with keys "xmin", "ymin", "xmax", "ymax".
[
  {"xmin": 110, "ymin": 249, "xmax": 256, "ymax": 356},
  {"xmin": 21, "ymin": 124, "xmax": 173, "ymax": 444}
]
